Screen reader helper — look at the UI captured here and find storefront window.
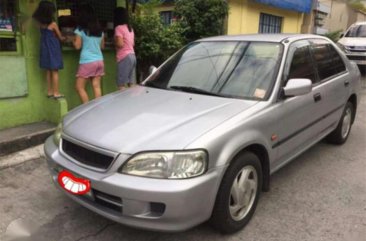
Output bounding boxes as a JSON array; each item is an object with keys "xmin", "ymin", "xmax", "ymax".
[
  {"xmin": 0, "ymin": 37, "xmax": 16, "ymax": 51},
  {"xmin": 56, "ymin": 0, "xmax": 117, "ymax": 46},
  {"xmin": 0, "ymin": 0, "xmax": 17, "ymax": 52},
  {"xmin": 0, "ymin": 0, "xmax": 15, "ymax": 32}
]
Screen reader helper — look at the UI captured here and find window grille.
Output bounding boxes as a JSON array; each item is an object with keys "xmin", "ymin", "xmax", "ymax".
[
  {"xmin": 258, "ymin": 13, "xmax": 282, "ymax": 33},
  {"xmin": 160, "ymin": 11, "xmax": 173, "ymax": 26}
]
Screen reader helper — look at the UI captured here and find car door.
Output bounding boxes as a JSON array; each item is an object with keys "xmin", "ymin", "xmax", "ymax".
[
  {"xmin": 271, "ymin": 40, "xmax": 327, "ymax": 170},
  {"xmin": 309, "ymin": 39, "xmax": 349, "ymax": 132}
]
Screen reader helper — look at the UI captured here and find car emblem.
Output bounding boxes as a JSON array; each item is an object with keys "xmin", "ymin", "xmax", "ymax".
[{"xmin": 58, "ymin": 170, "xmax": 91, "ymax": 195}]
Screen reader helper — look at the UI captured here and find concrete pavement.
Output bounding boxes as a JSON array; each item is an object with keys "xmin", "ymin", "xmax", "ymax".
[{"xmin": 0, "ymin": 145, "xmax": 44, "ymax": 170}]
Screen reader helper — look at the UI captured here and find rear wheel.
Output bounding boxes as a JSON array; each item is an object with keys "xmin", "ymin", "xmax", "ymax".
[
  {"xmin": 210, "ymin": 152, "xmax": 262, "ymax": 234},
  {"xmin": 326, "ymin": 102, "xmax": 354, "ymax": 145}
]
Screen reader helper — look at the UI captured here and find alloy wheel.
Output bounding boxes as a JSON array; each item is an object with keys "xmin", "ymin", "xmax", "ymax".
[
  {"xmin": 341, "ymin": 107, "xmax": 352, "ymax": 139},
  {"xmin": 229, "ymin": 165, "xmax": 258, "ymax": 221}
]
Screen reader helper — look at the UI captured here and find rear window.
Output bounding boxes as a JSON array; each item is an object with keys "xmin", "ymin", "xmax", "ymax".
[{"xmin": 311, "ymin": 39, "xmax": 346, "ymax": 81}]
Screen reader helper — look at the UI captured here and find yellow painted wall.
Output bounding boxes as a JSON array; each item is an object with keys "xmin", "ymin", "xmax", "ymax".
[
  {"xmin": 227, "ymin": 0, "xmax": 304, "ymax": 35},
  {"xmin": 154, "ymin": 4, "xmax": 174, "ymax": 13}
]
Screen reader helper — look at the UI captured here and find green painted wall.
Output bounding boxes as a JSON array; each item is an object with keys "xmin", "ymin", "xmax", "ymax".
[
  {"xmin": 0, "ymin": 55, "xmax": 27, "ymax": 98},
  {"xmin": 0, "ymin": 0, "xmax": 48, "ymax": 129},
  {"xmin": 0, "ymin": 0, "xmax": 121, "ymax": 130},
  {"xmin": 59, "ymin": 50, "xmax": 117, "ymax": 110}
]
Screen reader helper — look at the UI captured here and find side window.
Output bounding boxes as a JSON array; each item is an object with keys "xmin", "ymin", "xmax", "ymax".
[
  {"xmin": 286, "ymin": 41, "xmax": 317, "ymax": 84},
  {"xmin": 328, "ymin": 44, "xmax": 346, "ymax": 73},
  {"xmin": 311, "ymin": 39, "xmax": 346, "ymax": 80}
]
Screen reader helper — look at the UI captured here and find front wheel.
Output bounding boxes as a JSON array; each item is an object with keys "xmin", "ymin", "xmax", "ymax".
[
  {"xmin": 209, "ymin": 152, "xmax": 262, "ymax": 234},
  {"xmin": 326, "ymin": 102, "xmax": 354, "ymax": 145}
]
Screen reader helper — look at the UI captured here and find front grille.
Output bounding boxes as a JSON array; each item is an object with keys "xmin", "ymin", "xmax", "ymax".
[
  {"xmin": 347, "ymin": 55, "xmax": 366, "ymax": 61},
  {"xmin": 93, "ymin": 189, "xmax": 123, "ymax": 213},
  {"xmin": 349, "ymin": 49, "xmax": 366, "ymax": 53},
  {"xmin": 62, "ymin": 139, "xmax": 114, "ymax": 169}
]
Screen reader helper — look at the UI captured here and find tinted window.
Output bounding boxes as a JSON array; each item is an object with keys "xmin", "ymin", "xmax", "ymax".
[
  {"xmin": 311, "ymin": 39, "xmax": 346, "ymax": 80},
  {"xmin": 286, "ymin": 41, "xmax": 317, "ymax": 83}
]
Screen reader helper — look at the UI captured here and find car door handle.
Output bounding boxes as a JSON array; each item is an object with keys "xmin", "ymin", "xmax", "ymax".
[
  {"xmin": 313, "ymin": 93, "xmax": 322, "ymax": 102},
  {"xmin": 344, "ymin": 80, "xmax": 350, "ymax": 87}
]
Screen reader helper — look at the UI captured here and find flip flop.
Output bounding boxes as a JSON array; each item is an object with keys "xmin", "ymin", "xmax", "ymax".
[{"xmin": 53, "ymin": 95, "xmax": 65, "ymax": 99}]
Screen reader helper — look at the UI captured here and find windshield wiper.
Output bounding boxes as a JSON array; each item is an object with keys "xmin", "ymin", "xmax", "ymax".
[{"xmin": 169, "ymin": 86, "xmax": 222, "ymax": 97}]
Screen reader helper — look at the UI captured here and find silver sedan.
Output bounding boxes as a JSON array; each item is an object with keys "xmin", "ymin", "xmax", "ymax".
[{"xmin": 44, "ymin": 34, "xmax": 361, "ymax": 233}]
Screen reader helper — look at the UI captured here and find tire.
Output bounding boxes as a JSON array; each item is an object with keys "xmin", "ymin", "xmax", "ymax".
[
  {"xmin": 209, "ymin": 152, "xmax": 262, "ymax": 234},
  {"xmin": 326, "ymin": 102, "xmax": 354, "ymax": 145}
]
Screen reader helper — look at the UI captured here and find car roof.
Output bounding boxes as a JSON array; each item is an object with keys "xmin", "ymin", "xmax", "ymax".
[
  {"xmin": 198, "ymin": 34, "xmax": 327, "ymax": 43},
  {"xmin": 353, "ymin": 21, "xmax": 366, "ymax": 26}
]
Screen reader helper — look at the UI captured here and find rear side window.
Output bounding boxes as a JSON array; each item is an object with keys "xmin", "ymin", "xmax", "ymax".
[
  {"xmin": 285, "ymin": 40, "xmax": 317, "ymax": 84},
  {"xmin": 310, "ymin": 39, "xmax": 346, "ymax": 81}
]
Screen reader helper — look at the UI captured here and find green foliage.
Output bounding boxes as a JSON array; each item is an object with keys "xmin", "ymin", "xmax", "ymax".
[
  {"xmin": 348, "ymin": 0, "xmax": 366, "ymax": 12},
  {"xmin": 131, "ymin": 1, "xmax": 184, "ymax": 79},
  {"xmin": 131, "ymin": 0, "xmax": 228, "ymax": 79},
  {"xmin": 323, "ymin": 29, "xmax": 343, "ymax": 42},
  {"xmin": 132, "ymin": 13, "xmax": 164, "ymax": 63},
  {"xmin": 174, "ymin": 0, "xmax": 229, "ymax": 43},
  {"xmin": 160, "ymin": 23, "xmax": 185, "ymax": 59}
]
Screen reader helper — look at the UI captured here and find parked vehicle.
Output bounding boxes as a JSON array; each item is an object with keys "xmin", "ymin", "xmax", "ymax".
[
  {"xmin": 45, "ymin": 34, "xmax": 361, "ymax": 233},
  {"xmin": 338, "ymin": 22, "xmax": 366, "ymax": 66}
]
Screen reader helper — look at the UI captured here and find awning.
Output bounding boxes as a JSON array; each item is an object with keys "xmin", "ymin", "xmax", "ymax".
[{"xmin": 254, "ymin": 0, "xmax": 312, "ymax": 13}]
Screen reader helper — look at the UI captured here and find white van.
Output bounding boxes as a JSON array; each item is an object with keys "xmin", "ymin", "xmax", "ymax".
[{"xmin": 338, "ymin": 22, "xmax": 366, "ymax": 66}]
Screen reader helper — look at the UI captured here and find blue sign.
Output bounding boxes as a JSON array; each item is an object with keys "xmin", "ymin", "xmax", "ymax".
[{"xmin": 254, "ymin": 0, "xmax": 312, "ymax": 13}]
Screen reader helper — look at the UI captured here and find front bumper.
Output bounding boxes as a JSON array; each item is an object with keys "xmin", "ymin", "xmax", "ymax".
[{"xmin": 44, "ymin": 136, "xmax": 226, "ymax": 232}]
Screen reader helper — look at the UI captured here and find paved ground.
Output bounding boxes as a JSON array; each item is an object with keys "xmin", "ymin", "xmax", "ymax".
[{"xmin": 1, "ymin": 89, "xmax": 365, "ymax": 241}]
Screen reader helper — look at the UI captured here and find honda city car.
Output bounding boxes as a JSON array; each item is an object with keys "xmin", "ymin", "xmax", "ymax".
[{"xmin": 45, "ymin": 34, "xmax": 361, "ymax": 233}]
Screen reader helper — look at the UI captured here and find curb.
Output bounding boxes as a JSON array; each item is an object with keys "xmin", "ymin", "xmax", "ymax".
[
  {"xmin": 0, "ymin": 145, "xmax": 45, "ymax": 170},
  {"xmin": 0, "ymin": 129, "xmax": 54, "ymax": 157}
]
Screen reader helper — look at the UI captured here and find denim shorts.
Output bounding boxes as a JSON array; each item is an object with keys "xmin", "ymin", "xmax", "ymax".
[{"xmin": 117, "ymin": 54, "xmax": 136, "ymax": 86}]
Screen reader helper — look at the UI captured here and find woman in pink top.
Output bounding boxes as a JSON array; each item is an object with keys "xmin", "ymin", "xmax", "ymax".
[{"xmin": 114, "ymin": 7, "xmax": 136, "ymax": 90}]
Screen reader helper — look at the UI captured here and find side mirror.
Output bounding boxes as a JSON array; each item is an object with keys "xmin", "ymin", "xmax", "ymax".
[
  {"xmin": 283, "ymin": 78, "xmax": 312, "ymax": 97},
  {"xmin": 340, "ymin": 33, "xmax": 344, "ymax": 38},
  {"xmin": 149, "ymin": 65, "xmax": 158, "ymax": 75}
]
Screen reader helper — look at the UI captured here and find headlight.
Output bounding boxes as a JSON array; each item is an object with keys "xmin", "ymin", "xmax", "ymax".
[
  {"xmin": 53, "ymin": 122, "xmax": 63, "ymax": 146},
  {"xmin": 120, "ymin": 150, "xmax": 207, "ymax": 179}
]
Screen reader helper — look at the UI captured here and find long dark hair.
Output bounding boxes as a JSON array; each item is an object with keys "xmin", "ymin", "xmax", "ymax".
[
  {"xmin": 32, "ymin": 0, "xmax": 56, "ymax": 25},
  {"xmin": 114, "ymin": 7, "xmax": 132, "ymax": 32},
  {"xmin": 77, "ymin": 4, "xmax": 103, "ymax": 37}
]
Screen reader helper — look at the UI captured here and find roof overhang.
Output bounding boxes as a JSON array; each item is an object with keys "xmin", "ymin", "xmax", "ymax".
[{"xmin": 254, "ymin": 0, "xmax": 312, "ymax": 13}]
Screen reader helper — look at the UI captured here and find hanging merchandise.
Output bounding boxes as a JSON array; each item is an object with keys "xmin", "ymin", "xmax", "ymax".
[{"xmin": 0, "ymin": 0, "xmax": 15, "ymax": 32}]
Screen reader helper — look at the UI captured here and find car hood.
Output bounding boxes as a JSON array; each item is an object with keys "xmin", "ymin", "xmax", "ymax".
[
  {"xmin": 338, "ymin": 37, "xmax": 366, "ymax": 47},
  {"xmin": 63, "ymin": 86, "xmax": 259, "ymax": 154}
]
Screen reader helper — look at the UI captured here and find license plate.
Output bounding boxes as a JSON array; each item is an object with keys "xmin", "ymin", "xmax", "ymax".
[{"xmin": 58, "ymin": 170, "xmax": 91, "ymax": 195}]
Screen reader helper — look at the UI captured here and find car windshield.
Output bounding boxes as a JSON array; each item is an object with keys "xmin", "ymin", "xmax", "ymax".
[
  {"xmin": 345, "ymin": 25, "xmax": 366, "ymax": 37},
  {"xmin": 144, "ymin": 41, "xmax": 283, "ymax": 100}
]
